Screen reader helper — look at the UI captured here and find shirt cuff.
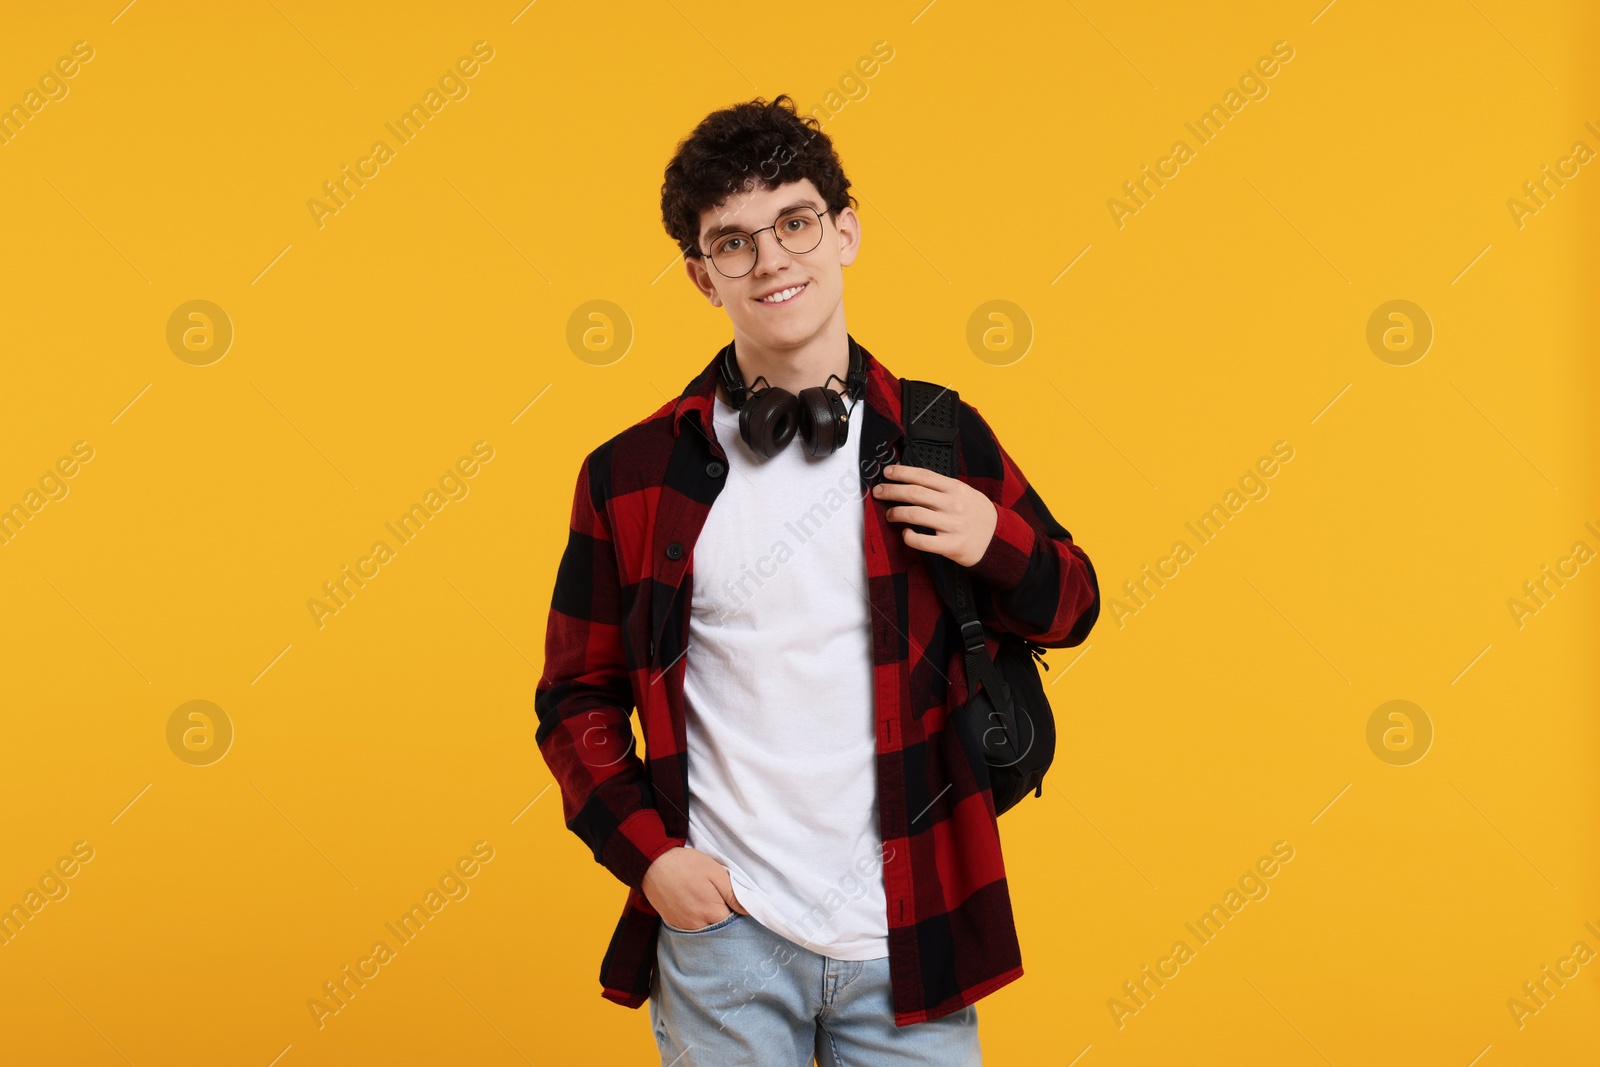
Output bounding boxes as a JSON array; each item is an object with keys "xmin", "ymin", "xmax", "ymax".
[
  {"xmin": 968, "ymin": 502, "xmax": 1036, "ymax": 592},
  {"xmin": 610, "ymin": 808, "xmax": 686, "ymax": 891}
]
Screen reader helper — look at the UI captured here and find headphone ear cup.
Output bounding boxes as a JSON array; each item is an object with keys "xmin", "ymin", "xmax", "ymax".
[
  {"xmin": 740, "ymin": 388, "xmax": 800, "ymax": 458},
  {"xmin": 796, "ymin": 386, "xmax": 849, "ymax": 457}
]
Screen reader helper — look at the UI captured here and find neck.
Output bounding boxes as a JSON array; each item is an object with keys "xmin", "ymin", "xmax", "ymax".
[{"xmin": 720, "ymin": 309, "xmax": 851, "ymax": 405}]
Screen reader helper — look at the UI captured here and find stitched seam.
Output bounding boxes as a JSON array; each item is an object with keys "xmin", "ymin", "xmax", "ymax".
[
  {"xmin": 660, "ymin": 912, "xmax": 740, "ymax": 935},
  {"xmin": 819, "ymin": 1018, "xmax": 845, "ymax": 1067}
]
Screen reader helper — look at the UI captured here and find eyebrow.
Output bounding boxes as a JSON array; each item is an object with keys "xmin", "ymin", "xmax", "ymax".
[{"xmin": 701, "ymin": 198, "xmax": 823, "ymax": 243}]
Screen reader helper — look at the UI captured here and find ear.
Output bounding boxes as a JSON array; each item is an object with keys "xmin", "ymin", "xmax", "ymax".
[
  {"xmin": 834, "ymin": 206, "xmax": 862, "ymax": 268},
  {"xmin": 683, "ymin": 254, "xmax": 723, "ymax": 307}
]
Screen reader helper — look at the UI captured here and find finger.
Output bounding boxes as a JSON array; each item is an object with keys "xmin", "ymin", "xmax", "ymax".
[
  {"xmin": 900, "ymin": 527, "xmax": 945, "ymax": 554},
  {"xmin": 886, "ymin": 504, "xmax": 956, "ymax": 531},
  {"xmin": 874, "ymin": 481, "xmax": 943, "ymax": 507},
  {"xmin": 882, "ymin": 464, "xmax": 952, "ymax": 489},
  {"xmin": 717, "ymin": 867, "xmax": 748, "ymax": 913}
]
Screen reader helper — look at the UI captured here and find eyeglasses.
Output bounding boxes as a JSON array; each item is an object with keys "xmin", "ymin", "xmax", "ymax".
[{"xmin": 695, "ymin": 206, "xmax": 828, "ymax": 278}]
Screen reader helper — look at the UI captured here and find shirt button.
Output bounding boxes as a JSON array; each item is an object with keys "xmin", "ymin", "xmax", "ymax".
[
  {"xmin": 706, "ymin": 460, "xmax": 725, "ymax": 478},
  {"xmin": 665, "ymin": 542, "xmax": 684, "ymax": 560}
]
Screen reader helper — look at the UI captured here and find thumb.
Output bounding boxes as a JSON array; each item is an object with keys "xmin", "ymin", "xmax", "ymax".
[{"xmin": 718, "ymin": 868, "xmax": 749, "ymax": 914}]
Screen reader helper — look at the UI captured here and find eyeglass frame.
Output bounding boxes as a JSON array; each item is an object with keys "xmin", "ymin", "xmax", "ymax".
[{"xmin": 690, "ymin": 205, "xmax": 832, "ymax": 278}]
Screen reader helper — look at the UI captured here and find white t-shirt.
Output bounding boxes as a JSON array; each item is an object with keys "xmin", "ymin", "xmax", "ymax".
[{"xmin": 680, "ymin": 387, "xmax": 888, "ymax": 960}]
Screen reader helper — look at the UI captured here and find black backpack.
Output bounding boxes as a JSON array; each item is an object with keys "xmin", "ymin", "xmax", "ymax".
[{"xmin": 899, "ymin": 379, "xmax": 1056, "ymax": 817}]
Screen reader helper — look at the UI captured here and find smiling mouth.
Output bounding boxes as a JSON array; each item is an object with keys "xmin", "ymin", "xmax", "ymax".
[{"xmin": 755, "ymin": 283, "xmax": 807, "ymax": 306}]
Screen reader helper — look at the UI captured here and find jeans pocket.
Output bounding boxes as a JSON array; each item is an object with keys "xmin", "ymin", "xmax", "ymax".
[{"xmin": 660, "ymin": 911, "xmax": 742, "ymax": 935}]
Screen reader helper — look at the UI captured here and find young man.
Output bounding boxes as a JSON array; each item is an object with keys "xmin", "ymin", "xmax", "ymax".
[{"xmin": 535, "ymin": 95, "xmax": 1099, "ymax": 1065}]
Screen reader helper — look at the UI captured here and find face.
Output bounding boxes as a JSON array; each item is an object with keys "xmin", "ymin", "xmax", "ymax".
[{"xmin": 684, "ymin": 177, "xmax": 860, "ymax": 352}]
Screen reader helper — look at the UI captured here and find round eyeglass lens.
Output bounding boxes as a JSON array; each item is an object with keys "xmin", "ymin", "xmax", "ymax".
[{"xmin": 709, "ymin": 207, "xmax": 825, "ymax": 277}]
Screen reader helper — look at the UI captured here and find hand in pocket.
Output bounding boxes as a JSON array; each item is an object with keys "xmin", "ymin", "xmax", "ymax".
[{"xmin": 642, "ymin": 846, "xmax": 749, "ymax": 930}]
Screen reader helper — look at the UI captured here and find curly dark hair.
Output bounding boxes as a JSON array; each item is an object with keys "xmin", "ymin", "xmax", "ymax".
[{"xmin": 661, "ymin": 94, "xmax": 856, "ymax": 259}]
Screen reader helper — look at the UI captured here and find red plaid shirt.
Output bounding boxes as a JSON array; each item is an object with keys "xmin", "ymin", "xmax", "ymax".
[{"xmin": 535, "ymin": 334, "xmax": 1099, "ymax": 1026}]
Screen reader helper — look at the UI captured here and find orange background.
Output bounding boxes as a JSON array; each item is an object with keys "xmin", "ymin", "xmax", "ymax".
[{"xmin": 1, "ymin": 1, "xmax": 1595, "ymax": 1064}]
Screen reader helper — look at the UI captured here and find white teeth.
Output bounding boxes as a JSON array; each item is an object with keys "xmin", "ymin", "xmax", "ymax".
[{"xmin": 759, "ymin": 284, "xmax": 804, "ymax": 303}]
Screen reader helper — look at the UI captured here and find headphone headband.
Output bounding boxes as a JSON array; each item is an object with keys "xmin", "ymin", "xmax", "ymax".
[{"xmin": 718, "ymin": 337, "xmax": 867, "ymax": 410}]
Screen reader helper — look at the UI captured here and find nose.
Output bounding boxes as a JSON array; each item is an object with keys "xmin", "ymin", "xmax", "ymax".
[{"xmin": 751, "ymin": 227, "xmax": 794, "ymax": 274}]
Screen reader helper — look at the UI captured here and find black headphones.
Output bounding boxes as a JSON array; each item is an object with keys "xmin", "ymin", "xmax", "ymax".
[{"xmin": 717, "ymin": 338, "xmax": 868, "ymax": 459}]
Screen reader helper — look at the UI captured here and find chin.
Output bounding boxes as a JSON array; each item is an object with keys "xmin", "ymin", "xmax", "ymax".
[{"xmin": 744, "ymin": 309, "xmax": 832, "ymax": 349}]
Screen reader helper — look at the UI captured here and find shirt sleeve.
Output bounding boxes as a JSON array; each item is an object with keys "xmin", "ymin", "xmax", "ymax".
[
  {"xmin": 958, "ymin": 402, "xmax": 1100, "ymax": 647},
  {"xmin": 534, "ymin": 449, "xmax": 685, "ymax": 891}
]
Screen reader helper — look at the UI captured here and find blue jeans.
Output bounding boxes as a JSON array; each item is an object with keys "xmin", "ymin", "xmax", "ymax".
[{"xmin": 648, "ymin": 912, "xmax": 982, "ymax": 1066}]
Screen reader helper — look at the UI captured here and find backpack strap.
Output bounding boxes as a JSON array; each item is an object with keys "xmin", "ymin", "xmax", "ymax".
[
  {"xmin": 899, "ymin": 380, "xmax": 1021, "ymax": 756},
  {"xmin": 901, "ymin": 379, "xmax": 961, "ymax": 476}
]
